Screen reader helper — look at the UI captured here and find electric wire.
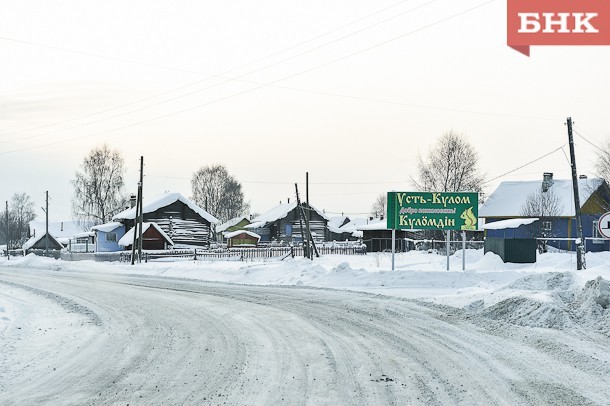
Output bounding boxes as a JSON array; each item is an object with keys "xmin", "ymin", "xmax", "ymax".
[
  {"xmin": 0, "ymin": 0, "xmax": 429, "ymax": 140},
  {"xmin": 0, "ymin": 0, "xmax": 499, "ymax": 155},
  {"xmin": 573, "ymin": 128, "xmax": 606, "ymax": 154},
  {"xmin": 483, "ymin": 144, "xmax": 567, "ymax": 185}
]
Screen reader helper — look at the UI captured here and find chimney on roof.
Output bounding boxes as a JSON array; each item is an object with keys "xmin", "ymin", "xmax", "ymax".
[
  {"xmin": 579, "ymin": 174, "xmax": 588, "ymax": 179},
  {"xmin": 542, "ymin": 172, "xmax": 554, "ymax": 192},
  {"xmin": 287, "ymin": 198, "xmax": 290, "ymax": 203},
  {"xmin": 130, "ymin": 194, "xmax": 137, "ymax": 208}
]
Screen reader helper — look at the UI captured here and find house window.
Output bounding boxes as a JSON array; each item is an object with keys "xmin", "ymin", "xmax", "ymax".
[
  {"xmin": 541, "ymin": 221, "xmax": 552, "ymax": 231},
  {"xmin": 592, "ymin": 221, "xmax": 604, "ymax": 244},
  {"xmin": 106, "ymin": 232, "xmax": 117, "ymax": 242}
]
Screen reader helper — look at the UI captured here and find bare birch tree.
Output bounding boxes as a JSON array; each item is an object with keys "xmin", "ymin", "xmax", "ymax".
[
  {"xmin": 370, "ymin": 193, "xmax": 387, "ymax": 218},
  {"xmin": 412, "ymin": 131, "xmax": 485, "ymax": 195},
  {"xmin": 71, "ymin": 145, "xmax": 127, "ymax": 225},
  {"xmin": 412, "ymin": 131, "xmax": 485, "ymax": 240},
  {"xmin": 595, "ymin": 137, "xmax": 610, "ymax": 184},
  {"xmin": 10, "ymin": 193, "xmax": 36, "ymax": 247},
  {"xmin": 520, "ymin": 187, "xmax": 563, "ymax": 253},
  {"xmin": 191, "ymin": 164, "xmax": 248, "ymax": 224}
]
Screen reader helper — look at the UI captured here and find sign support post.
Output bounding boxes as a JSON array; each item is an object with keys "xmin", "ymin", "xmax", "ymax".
[
  {"xmin": 462, "ymin": 231, "xmax": 466, "ymax": 271},
  {"xmin": 446, "ymin": 230, "xmax": 450, "ymax": 271},
  {"xmin": 391, "ymin": 228, "xmax": 396, "ymax": 271}
]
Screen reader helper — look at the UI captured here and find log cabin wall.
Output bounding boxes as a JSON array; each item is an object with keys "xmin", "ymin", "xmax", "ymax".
[
  {"xmin": 142, "ymin": 201, "xmax": 212, "ymax": 247},
  {"xmin": 276, "ymin": 206, "xmax": 328, "ymax": 243}
]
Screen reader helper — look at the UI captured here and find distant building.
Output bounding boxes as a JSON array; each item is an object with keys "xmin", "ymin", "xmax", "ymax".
[
  {"xmin": 29, "ymin": 220, "xmax": 94, "ymax": 247},
  {"xmin": 216, "ymin": 216, "xmax": 251, "ymax": 243},
  {"xmin": 225, "ymin": 230, "xmax": 260, "ymax": 248},
  {"xmin": 245, "ymin": 201, "xmax": 329, "ymax": 244},
  {"xmin": 327, "ymin": 216, "xmax": 366, "ymax": 241},
  {"xmin": 357, "ymin": 218, "xmax": 417, "ymax": 252},
  {"xmin": 113, "ymin": 192, "xmax": 219, "ymax": 248},
  {"xmin": 91, "ymin": 222, "xmax": 126, "ymax": 252},
  {"xmin": 480, "ymin": 173, "xmax": 610, "ymax": 252},
  {"xmin": 23, "ymin": 232, "xmax": 64, "ymax": 256},
  {"xmin": 118, "ymin": 222, "xmax": 174, "ymax": 250}
]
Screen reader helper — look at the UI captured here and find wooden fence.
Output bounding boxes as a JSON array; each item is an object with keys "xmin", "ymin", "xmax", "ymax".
[{"xmin": 119, "ymin": 245, "xmax": 367, "ymax": 263}]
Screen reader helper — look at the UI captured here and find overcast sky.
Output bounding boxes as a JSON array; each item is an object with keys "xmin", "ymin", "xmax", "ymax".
[{"xmin": 1, "ymin": 0, "xmax": 609, "ymax": 222}]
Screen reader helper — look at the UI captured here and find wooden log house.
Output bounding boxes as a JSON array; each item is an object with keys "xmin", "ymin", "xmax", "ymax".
[{"xmin": 113, "ymin": 192, "xmax": 219, "ymax": 248}]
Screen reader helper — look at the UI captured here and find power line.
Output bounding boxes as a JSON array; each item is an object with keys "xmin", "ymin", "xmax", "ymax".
[
  {"xmin": 483, "ymin": 144, "xmax": 566, "ymax": 185},
  {"xmin": 560, "ymin": 147, "xmax": 572, "ymax": 166},
  {"xmin": 0, "ymin": 0, "xmax": 499, "ymax": 155},
  {"xmin": 0, "ymin": 0, "xmax": 427, "ymax": 140},
  {"xmin": 147, "ymin": 174, "xmax": 410, "ymax": 186},
  {"xmin": 573, "ymin": 128, "xmax": 606, "ymax": 154}
]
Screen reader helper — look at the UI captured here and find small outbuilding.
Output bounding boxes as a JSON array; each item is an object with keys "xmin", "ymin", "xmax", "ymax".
[
  {"xmin": 118, "ymin": 222, "xmax": 174, "ymax": 251},
  {"xmin": 22, "ymin": 232, "xmax": 64, "ymax": 256},
  {"xmin": 357, "ymin": 219, "xmax": 417, "ymax": 252},
  {"xmin": 224, "ymin": 230, "xmax": 261, "ymax": 248},
  {"xmin": 91, "ymin": 222, "xmax": 126, "ymax": 252},
  {"xmin": 483, "ymin": 218, "xmax": 539, "ymax": 263},
  {"xmin": 216, "ymin": 216, "xmax": 251, "ymax": 243}
]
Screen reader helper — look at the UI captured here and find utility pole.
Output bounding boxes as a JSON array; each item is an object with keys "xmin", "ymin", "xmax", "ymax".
[
  {"xmin": 306, "ymin": 173, "xmax": 319, "ymax": 258},
  {"xmin": 131, "ymin": 157, "xmax": 144, "ymax": 265},
  {"xmin": 45, "ymin": 191, "xmax": 49, "ymax": 258},
  {"xmin": 567, "ymin": 117, "xmax": 585, "ymax": 270},
  {"xmin": 130, "ymin": 187, "xmax": 140, "ymax": 265},
  {"xmin": 5, "ymin": 201, "xmax": 9, "ymax": 260},
  {"xmin": 305, "ymin": 173, "xmax": 312, "ymax": 259},
  {"xmin": 137, "ymin": 156, "xmax": 144, "ymax": 263},
  {"xmin": 295, "ymin": 183, "xmax": 308, "ymax": 258},
  {"xmin": 306, "ymin": 172, "xmax": 309, "ymax": 208}
]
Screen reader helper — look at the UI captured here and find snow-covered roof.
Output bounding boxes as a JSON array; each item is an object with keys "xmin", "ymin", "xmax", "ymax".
[
  {"xmin": 74, "ymin": 231, "xmax": 95, "ymax": 238},
  {"xmin": 479, "ymin": 178, "xmax": 605, "ymax": 218},
  {"xmin": 22, "ymin": 232, "xmax": 63, "ymax": 251},
  {"xmin": 91, "ymin": 222, "xmax": 123, "ymax": 233},
  {"xmin": 245, "ymin": 201, "xmax": 328, "ymax": 229},
  {"xmin": 327, "ymin": 216, "xmax": 367, "ymax": 235},
  {"xmin": 337, "ymin": 217, "xmax": 370, "ymax": 233},
  {"xmin": 113, "ymin": 192, "xmax": 219, "ymax": 224},
  {"xmin": 118, "ymin": 222, "xmax": 174, "ymax": 247},
  {"xmin": 223, "ymin": 230, "xmax": 261, "ymax": 240},
  {"xmin": 216, "ymin": 216, "xmax": 250, "ymax": 233},
  {"xmin": 29, "ymin": 220, "xmax": 93, "ymax": 239},
  {"xmin": 356, "ymin": 219, "xmax": 389, "ymax": 231},
  {"xmin": 327, "ymin": 216, "xmax": 349, "ymax": 232},
  {"xmin": 482, "ymin": 218, "xmax": 539, "ymax": 230}
]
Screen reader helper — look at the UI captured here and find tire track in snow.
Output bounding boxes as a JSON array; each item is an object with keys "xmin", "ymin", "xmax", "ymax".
[
  {"xmin": 0, "ymin": 279, "xmax": 101, "ymax": 326},
  {"xmin": 1, "ymin": 270, "xmax": 610, "ymax": 405}
]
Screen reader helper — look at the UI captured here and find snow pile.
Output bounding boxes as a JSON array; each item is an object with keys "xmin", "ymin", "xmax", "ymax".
[
  {"xmin": 480, "ymin": 296, "xmax": 574, "ymax": 329},
  {"xmin": 571, "ymin": 277, "xmax": 610, "ymax": 335},
  {"xmin": 468, "ymin": 272, "xmax": 610, "ymax": 335}
]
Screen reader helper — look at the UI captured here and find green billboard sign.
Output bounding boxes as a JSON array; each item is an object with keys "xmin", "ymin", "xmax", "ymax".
[{"xmin": 387, "ymin": 191, "xmax": 478, "ymax": 231}]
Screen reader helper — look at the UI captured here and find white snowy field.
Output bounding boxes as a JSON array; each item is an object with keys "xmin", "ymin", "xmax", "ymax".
[
  {"xmin": 1, "ymin": 249, "xmax": 609, "ymax": 335},
  {"xmin": 2, "ymin": 250, "xmax": 610, "ymax": 404}
]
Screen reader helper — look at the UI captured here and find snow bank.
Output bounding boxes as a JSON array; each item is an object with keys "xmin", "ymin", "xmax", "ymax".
[{"xmin": 463, "ymin": 271, "xmax": 610, "ymax": 335}]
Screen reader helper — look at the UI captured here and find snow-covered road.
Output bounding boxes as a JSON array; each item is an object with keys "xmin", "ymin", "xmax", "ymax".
[{"xmin": 1, "ymin": 268, "xmax": 609, "ymax": 405}]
